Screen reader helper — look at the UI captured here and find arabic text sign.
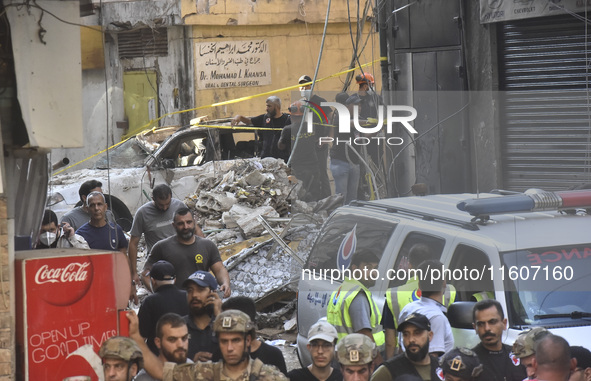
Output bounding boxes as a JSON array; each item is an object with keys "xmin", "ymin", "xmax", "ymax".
[
  {"xmin": 196, "ymin": 40, "xmax": 272, "ymax": 90},
  {"xmin": 479, "ymin": 0, "xmax": 590, "ymax": 24}
]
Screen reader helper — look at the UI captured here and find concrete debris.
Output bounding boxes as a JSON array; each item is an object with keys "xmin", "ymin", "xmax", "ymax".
[{"xmin": 185, "ymin": 158, "xmax": 297, "ymax": 238}]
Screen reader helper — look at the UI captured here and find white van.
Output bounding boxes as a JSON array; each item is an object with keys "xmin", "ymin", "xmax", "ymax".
[{"xmin": 296, "ymin": 190, "xmax": 591, "ymax": 366}]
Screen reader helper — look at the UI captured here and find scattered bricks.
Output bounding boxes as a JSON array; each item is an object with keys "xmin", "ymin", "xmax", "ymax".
[{"xmin": 243, "ymin": 170, "xmax": 267, "ymax": 187}]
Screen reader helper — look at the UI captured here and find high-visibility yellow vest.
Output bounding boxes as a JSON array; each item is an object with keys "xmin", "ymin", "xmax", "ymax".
[
  {"xmin": 327, "ymin": 278, "xmax": 385, "ymax": 347},
  {"xmin": 472, "ymin": 291, "xmax": 494, "ymax": 302},
  {"xmin": 385, "ymin": 278, "xmax": 456, "ymax": 328}
]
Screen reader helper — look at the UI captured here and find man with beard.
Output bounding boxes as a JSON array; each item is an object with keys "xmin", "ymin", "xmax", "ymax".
[
  {"xmin": 371, "ymin": 313, "xmax": 439, "ymax": 381},
  {"xmin": 125, "ymin": 309, "xmax": 287, "ymax": 380},
  {"xmin": 231, "ymin": 96, "xmax": 291, "ymax": 161},
  {"xmin": 471, "ymin": 300, "xmax": 526, "ymax": 381},
  {"xmin": 143, "ymin": 207, "xmax": 230, "ymax": 297},
  {"xmin": 327, "ymin": 250, "xmax": 384, "ymax": 365},
  {"xmin": 135, "ymin": 313, "xmax": 192, "ymax": 381},
  {"xmin": 182, "ymin": 271, "xmax": 222, "ymax": 363},
  {"xmin": 138, "ymin": 260, "xmax": 189, "ymax": 355},
  {"xmin": 398, "ymin": 260, "xmax": 454, "ymax": 356}
]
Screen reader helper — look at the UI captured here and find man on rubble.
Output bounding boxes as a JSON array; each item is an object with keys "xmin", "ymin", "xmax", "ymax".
[
  {"xmin": 327, "ymin": 249, "xmax": 384, "ymax": 366},
  {"xmin": 61, "ymin": 179, "xmax": 115, "ymax": 231},
  {"xmin": 99, "ymin": 336, "xmax": 144, "ymax": 381},
  {"xmin": 231, "ymin": 95, "xmax": 291, "ymax": 161},
  {"xmin": 278, "ymin": 101, "xmax": 323, "ymax": 202},
  {"xmin": 135, "ymin": 313, "xmax": 192, "ymax": 381},
  {"xmin": 126, "ymin": 309, "xmax": 288, "ymax": 380},
  {"xmin": 298, "ymin": 74, "xmax": 331, "ymax": 199},
  {"xmin": 129, "ymin": 184, "xmax": 188, "ymax": 286},
  {"xmin": 143, "ymin": 207, "xmax": 230, "ymax": 297}
]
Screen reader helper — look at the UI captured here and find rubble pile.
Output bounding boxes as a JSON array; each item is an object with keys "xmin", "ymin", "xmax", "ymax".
[
  {"xmin": 225, "ymin": 222, "xmax": 321, "ymax": 324},
  {"xmin": 184, "ymin": 158, "xmax": 298, "ymax": 240}
]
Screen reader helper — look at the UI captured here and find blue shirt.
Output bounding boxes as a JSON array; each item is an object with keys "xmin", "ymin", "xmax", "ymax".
[{"xmin": 76, "ymin": 222, "xmax": 128, "ymax": 251}]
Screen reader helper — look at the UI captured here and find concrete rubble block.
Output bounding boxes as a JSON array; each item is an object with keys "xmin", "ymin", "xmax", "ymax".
[
  {"xmin": 195, "ymin": 191, "xmax": 238, "ymax": 214},
  {"xmin": 203, "ymin": 219, "xmax": 223, "ymax": 231},
  {"xmin": 221, "ymin": 211, "xmax": 238, "ymax": 228},
  {"xmin": 243, "ymin": 170, "xmax": 267, "ymax": 187},
  {"xmin": 235, "ymin": 205, "xmax": 280, "ymax": 238}
]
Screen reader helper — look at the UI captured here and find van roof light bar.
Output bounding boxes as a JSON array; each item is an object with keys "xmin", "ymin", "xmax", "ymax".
[{"xmin": 457, "ymin": 189, "xmax": 591, "ymax": 217}]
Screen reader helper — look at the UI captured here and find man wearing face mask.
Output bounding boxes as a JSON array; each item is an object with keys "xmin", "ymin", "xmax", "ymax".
[
  {"xmin": 36, "ymin": 209, "xmax": 89, "ymax": 249},
  {"xmin": 298, "ymin": 74, "xmax": 332, "ymax": 199},
  {"xmin": 231, "ymin": 96, "xmax": 291, "ymax": 161},
  {"xmin": 355, "ymin": 72, "xmax": 382, "ymax": 120},
  {"xmin": 138, "ymin": 260, "xmax": 189, "ymax": 355}
]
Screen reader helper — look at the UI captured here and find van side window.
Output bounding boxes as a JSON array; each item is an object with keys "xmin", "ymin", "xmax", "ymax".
[
  {"xmin": 448, "ymin": 244, "xmax": 493, "ymax": 302},
  {"xmin": 388, "ymin": 232, "xmax": 446, "ymax": 288},
  {"xmin": 305, "ymin": 213, "xmax": 396, "ymax": 278}
]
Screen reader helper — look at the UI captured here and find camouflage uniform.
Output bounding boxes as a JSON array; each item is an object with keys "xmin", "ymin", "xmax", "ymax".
[
  {"xmin": 161, "ymin": 310, "xmax": 287, "ymax": 381},
  {"xmin": 99, "ymin": 336, "xmax": 144, "ymax": 369},
  {"xmin": 336, "ymin": 333, "xmax": 377, "ymax": 366},
  {"xmin": 512, "ymin": 327, "xmax": 549, "ymax": 359}
]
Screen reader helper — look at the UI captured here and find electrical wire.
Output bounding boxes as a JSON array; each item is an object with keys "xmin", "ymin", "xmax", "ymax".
[{"xmin": 287, "ymin": 0, "xmax": 332, "ymax": 167}]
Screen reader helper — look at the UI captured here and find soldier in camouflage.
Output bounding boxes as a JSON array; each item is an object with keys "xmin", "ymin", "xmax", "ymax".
[
  {"xmin": 126, "ymin": 309, "xmax": 287, "ymax": 381},
  {"xmin": 512, "ymin": 327, "xmax": 549, "ymax": 380},
  {"xmin": 99, "ymin": 336, "xmax": 144, "ymax": 381},
  {"xmin": 336, "ymin": 333, "xmax": 378, "ymax": 381}
]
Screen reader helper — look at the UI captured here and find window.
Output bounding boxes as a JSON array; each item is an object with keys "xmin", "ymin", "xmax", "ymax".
[{"xmin": 448, "ymin": 244, "xmax": 493, "ymax": 302}]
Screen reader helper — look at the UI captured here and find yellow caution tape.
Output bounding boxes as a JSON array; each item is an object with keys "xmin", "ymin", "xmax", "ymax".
[{"xmin": 54, "ymin": 59, "xmax": 385, "ymax": 175}]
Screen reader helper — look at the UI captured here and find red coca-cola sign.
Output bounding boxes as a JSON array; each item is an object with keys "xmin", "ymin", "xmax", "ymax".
[{"xmin": 31, "ymin": 258, "xmax": 94, "ymax": 306}]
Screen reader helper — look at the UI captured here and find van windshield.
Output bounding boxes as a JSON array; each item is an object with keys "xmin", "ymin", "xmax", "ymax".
[
  {"xmin": 501, "ymin": 244, "xmax": 591, "ymax": 327},
  {"xmin": 305, "ymin": 212, "xmax": 397, "ymax": 278}
]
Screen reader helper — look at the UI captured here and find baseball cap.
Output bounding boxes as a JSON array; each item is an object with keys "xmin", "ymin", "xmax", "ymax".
[
  {"xmin": 148, "ymin": 260, "xmax": 176, "ymax": 281},
  {"xmin": 308, "ymin": 321, "xmax": 338, "ymax": 343},
  {"xmin": 397, "ymin": 313, "xmax": 431, "ymax": 332},
  {"xmin": 439, "ymin": 347, "xmax": 483, "ymax": 380},
  {"xmin": 182, "ymin": 270, "xmax": 218, "ymax": 290},
  {"xmin": 512, "ymin": 327, "xmax": 549, "ymax": 358},
  {"xmin": 571, "ymin": 346, "xmax": 591, "ymax": 370},
  {"xmin": 299, "ymin": 75, "xmax": 312, "ymax": 84}
]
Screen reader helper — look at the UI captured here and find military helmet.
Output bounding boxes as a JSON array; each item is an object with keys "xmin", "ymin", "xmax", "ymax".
[
  {"xmin": 512, "ymin": 327, "xmax": 549, "ymax": 358},
  {"xmin": 99, "ymin": 337, "xmax": 143, "ymax": 369},
  {"xmin": 213, "ymin": 309, "xmax": 255, "ymax": 334},
  {"xmin": 335, "ymin": 333, "xmax": 377, "ymax": 366},
  {"xmin": 439, "ymin": 347, "xmax": 483, "ymax": 381}
]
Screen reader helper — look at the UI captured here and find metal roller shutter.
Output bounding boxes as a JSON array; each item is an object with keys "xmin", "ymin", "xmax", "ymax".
[{"xmin": 499, "ymin": 14, "xmax": 591, "ymax": 191}]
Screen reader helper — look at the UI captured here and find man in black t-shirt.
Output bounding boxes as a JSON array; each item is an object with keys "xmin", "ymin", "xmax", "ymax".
[
  {"xmin": 288, "ymin": 321, "xmax": 342, "ymax": 381},
  {"xmin": 471, "ymin": 300, "xmax": 526, "ymax": 381},
  {"xmin": 232, "ymin": 96, "xmax": 290, "ymax": 161}
]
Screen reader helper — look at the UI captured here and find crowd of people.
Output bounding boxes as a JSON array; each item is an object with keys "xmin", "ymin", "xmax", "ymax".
[{"xmin": 231, "ymin": 72, "xmax": 383, "ymax": 203}]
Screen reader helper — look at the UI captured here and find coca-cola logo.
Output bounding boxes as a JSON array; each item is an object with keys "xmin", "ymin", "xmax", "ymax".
[
  {"xmin": 35, "ymin": 263, "xmax": 90, "ymax": 285},
  {"xmin": 32, "ymin": 258, "xmax": 94, "ymax": 306}
]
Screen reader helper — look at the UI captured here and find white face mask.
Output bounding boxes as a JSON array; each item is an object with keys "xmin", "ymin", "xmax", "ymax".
[
  {"xmin": 40, "ymin": 231, "xmax": 57, "ymax": 246},
  {"xmin": 300, "ymin": 89, "xmax": 312, "ymax": 99},
  {"xmin": 366, "ymin": 88, "xmax": 375, "ymax": 96}
]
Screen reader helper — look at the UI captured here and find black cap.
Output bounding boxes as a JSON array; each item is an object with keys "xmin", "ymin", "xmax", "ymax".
[
  {"xmin": 148, "ymin": 260, "xmax": 176, "ymax": 281},
  {"xmin": 397, "ymin": 312, "xmax": 431, "ymax": 332},
  {"xmin": 299, "ymin": 75, "xmax": 312, "ymax": 84}
]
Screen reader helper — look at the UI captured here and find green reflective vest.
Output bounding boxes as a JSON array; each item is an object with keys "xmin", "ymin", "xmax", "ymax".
[
  {"xmin": 327, "ymin": 278, "xmax": 385, "ymax": 347},
  {"xmin": 385, "ymin": 278, "xmax": 456, "ymax": 328}
]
